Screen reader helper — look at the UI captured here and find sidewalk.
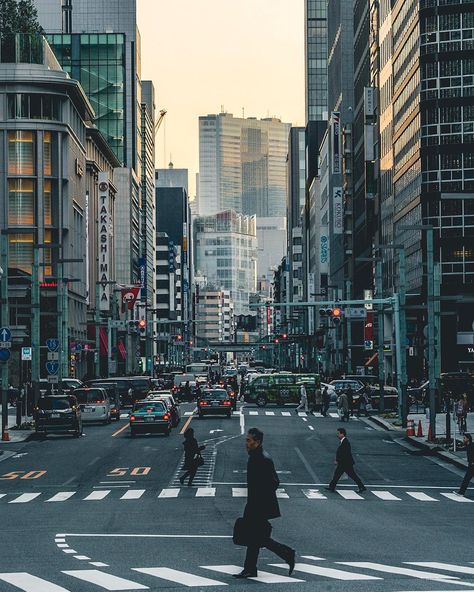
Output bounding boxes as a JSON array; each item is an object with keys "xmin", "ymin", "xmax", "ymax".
[
  {"xmin": 369, "ymin": 411, "xmax": 473, "ymax": 470},
  {"xmin": 0, "ymin": 406, "xmax": 34, "ymax": 443}
]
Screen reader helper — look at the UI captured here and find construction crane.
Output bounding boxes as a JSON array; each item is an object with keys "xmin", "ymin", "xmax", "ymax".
[{"xmin": 154, "ymin": 109, "xmax": 167, "ymax": 137}]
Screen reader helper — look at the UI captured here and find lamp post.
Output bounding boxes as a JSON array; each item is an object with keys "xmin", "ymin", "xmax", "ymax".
[{"xmin": 0, "ymin": 233, "xmax": 8, "ymax": 437}]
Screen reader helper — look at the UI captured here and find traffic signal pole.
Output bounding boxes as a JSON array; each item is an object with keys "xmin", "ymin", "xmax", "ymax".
[{"xmin": 1, "ymin": 234, "xmax": 9, "ymax": 436}]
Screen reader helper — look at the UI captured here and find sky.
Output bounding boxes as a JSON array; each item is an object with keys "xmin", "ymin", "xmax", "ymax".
[{"xmin": 137, "ymin": 0, "xmax": 305, "ymax": 198}]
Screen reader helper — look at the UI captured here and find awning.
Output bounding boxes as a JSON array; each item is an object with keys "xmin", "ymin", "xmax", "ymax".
[{"xmin": 365, "ymin": 351, "xmax": 378, "ymax": 366}]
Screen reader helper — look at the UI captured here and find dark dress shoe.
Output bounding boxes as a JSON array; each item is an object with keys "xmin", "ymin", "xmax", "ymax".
[
  {"xmin": 233, "ymin": 570, "xmax": 257, "ymax": 578},
  {"xmin": 358, "ymin": 487, "xmax": 367, "ymax": 493},
  {"xmin": 325, "ymin": 486, "xmax": 335, "ymax": 492},
  {"xmin": 287, "ymin": 549, "xmax": 296, "ymax": 575}
]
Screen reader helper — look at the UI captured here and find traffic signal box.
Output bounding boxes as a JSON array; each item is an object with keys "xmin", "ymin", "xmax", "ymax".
[{"xmin": 319, "ymin": 307, "xmax": 343, "ymax": 326}]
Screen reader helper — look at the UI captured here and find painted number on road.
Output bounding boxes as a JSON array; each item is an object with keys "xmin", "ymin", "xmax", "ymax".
[
  {"xmin": 107, "ymin": 467, "xmax": 151, "ymax": 477},
  {"xmin": 0, "ymin": 470, "xmax": 46, "ymax": 480}
]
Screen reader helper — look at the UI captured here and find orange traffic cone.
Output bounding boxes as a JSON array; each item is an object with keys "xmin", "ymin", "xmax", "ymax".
[
  {"xmin": 416, "ymin": 420, "xmax": 423, "ymax": 437},
  {"xmin": 406, "ymin": 419, "xmax": 415, "ymax": 437},
  {"xmin": 2, "ymin": 426, "xmax": 10, "ymax": 442},
  {"xmin": 427, "ymin": 423, "xmax": 433, "ymax": 442}
]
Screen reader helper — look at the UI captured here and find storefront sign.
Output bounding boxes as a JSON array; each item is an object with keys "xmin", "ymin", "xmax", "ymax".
[{"xmin": 98, "ymin": 173, "xmax": 111, "ymax": 311}]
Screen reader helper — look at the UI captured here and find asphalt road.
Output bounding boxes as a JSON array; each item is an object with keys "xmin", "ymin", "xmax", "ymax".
[{"xmin": 0, "ymin": 402, "xmax": 473, "ymax": 592}]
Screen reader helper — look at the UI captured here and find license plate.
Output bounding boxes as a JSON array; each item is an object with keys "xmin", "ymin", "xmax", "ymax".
[
  {"xmin": 144, "ymin": 416, "xmax": 155, "ymax": 421},
  {"xmin": 83, "ymin": 407, "xmax": 93, "ymax": 412},
  {"xmin": 51, "ymin": 413, "xmax": 60, "ymax": 418},
  {"xmin": 212, "ymin": 402, "xmax": 219, "ymax": 407}
]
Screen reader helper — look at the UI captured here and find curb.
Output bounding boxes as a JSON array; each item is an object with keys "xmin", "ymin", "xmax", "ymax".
[{"xmin": 368, "ymin": 415, "xmax": 401, "ymax": 431}]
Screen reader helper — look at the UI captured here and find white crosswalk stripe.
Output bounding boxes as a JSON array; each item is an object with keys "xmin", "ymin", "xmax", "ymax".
[
  {"xmin": 133, "ymin": 567, "xmax": 227, "ymax": 587},
  {"xmin": 202, "ymin": 565, "xmax": 304, "ymax": 584},
  {"xmin": 46, "ymin": 492, "xmax": 76, "ymax": 503},
  {"xmin": 441, "ymin": 492, "xmax": 473, "ymax": 503},
  {"xmin": 338, "ymin": 562, "xmax": 460, "ymax": 581},
  {"xmin": 120, "ymin": 490, "xmax": 146, "ymax": 500},
  {"xmin": 371, "ymin": 490, "xmax": 401, "ymax": 501},
  {"xmin": 83, "ymin": 490, "xmax": 111, "ymax": 501},
  {"xmin": 329, "ymin": 412, "xmax": 339, "ymax": 418},
  {"xmin": 158, "ymin": 488, "xmax": 180, "ymax": 498},
  {"xmin": 9, "ymin": 493, "xmax": 41, "ymax": 504},
  {"xmin": 276, "ymin": 488, "xmax": 289, "ymax": 499},
  {"xmin": 0, "ymin": 573, "xmax": 72, "ymax": 592},
  {"xmin": 232, "ymin": 487, "xmax": 247, "ymax": 497},
  {"xmin": 271, "ymin": 563, "xmax": 382, "ymax": 580},
  {"xmin": 196, "ymin": 487, "xmax": 216, "ymax": 497},
  {"xmin": 249, "ymin": 410, "xmax": 259, "ymax": 415},
  {"xmin": 63, "ymin": 570, "xmax": 149, "ymax": 590},
  {"xmin": 265, "ymin": 411, "xmax": 275, "ymax": 416},
  {"xmin": 406, "ymin": 492, "xmax": 438, "ymax": 502},
  {"xmin": 337, "ymin": 490, "xmax": 364, "ymax": 500},
  {"xmin": 281, "ymin": 411, "xmax": 292, "ymax": 416},
  {"xmin": 407, "ymin": 562, "xmax": 474, "ymax": 575},
  {"xmin": 302, "ymin": 489, "xmax": 327, "ymax": 499}
]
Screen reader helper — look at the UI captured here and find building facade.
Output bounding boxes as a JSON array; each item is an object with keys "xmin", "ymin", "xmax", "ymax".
[
  {"xmin": 194, "ymin": 288, "xmax": 235, "ymax": 345},
  {"xmin": 305, "ymin": 0, "xmax": 328, "ymax": 123},
  {"xmin": 193, "ymin": 210, "xmax": 257, "ymax": 315},
  {"xmin": 198, "ymin": 113, "xmax": 290, "ymax": 218}
]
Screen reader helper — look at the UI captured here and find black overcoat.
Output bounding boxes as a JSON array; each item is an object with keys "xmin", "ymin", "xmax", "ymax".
[
  {"xmin": 182, "ymin": 437, "xmax": 200, "ymax": 471},
  {"xmin": 336, "ymin": 437, "xmax": 355, "ymax": 468},
  {"xmin": 244, "ymin": 447, "xmax": 281, "ymax": 520}
]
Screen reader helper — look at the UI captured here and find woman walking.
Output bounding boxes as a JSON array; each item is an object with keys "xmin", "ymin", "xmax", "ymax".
[{"xmin": 179, "ymin": 428, "xmax": 205, "ymax": 486}]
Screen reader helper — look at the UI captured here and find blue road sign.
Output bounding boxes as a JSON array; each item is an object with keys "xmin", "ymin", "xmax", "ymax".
[
  {"xmin": 46, "ymin": 339, "xmax": 60, "ymax": 352},
  {"xmin": 0, "ymin": 327, "xmax": 11, "ymax": 342},
  {"xmin": 75, "ymin": 343, "xmax": 83, "ymax": 353},
  {"xmin": 0, "ymin": 349, "xmax": 11, "ymax": 362},
  {"xmin": 46, "ymin": 361, "xmax": 59, "ymax": 375}
]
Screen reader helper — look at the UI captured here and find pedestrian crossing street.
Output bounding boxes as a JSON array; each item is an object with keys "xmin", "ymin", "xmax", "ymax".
[
  {"xmin": 0, "ymin": 486, "xmax": 471, "ymax": 505},
  {"xmin": 2, "ymin": 558, "xmax": 474, "ymax": 590}
]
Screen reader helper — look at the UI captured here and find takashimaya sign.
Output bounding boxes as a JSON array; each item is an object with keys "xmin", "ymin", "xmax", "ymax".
[{"xmin": 98, "ymin": 172, "xmax": 111, "ymax": 311}]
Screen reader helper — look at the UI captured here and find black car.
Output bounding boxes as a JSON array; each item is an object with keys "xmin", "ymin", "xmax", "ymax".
[
  {"xmin": 34, "ymin": 395, "xmax": 82, "ymax": 437},
  {"xmin": 197, "ymin": 389, "xmax": 233, "ymax": 418},
  {"xmin": 88, "ymin": 377, "xmax": 151, "ymax": 406},
  {"xmin": 84, "ymin": 381, "xmax": 121, "ymax": 421}
]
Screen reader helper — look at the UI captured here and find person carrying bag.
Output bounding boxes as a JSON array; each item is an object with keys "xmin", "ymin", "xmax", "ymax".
[{"xmin": 179, "ymin": 428, "xmax": 205, "ymax": 486}]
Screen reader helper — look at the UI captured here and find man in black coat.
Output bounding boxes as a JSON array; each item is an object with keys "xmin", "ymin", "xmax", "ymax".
[
  {"xmin": 326, "ymin": 427, "xmax": 366, "ymax": 493},
  {"xmin": 455, "ymin": 433, "xmax": 474, "ymax": 496},
  {"xmin": 234, "ymin": 428, "xmax": 295, "ymax": 578}
]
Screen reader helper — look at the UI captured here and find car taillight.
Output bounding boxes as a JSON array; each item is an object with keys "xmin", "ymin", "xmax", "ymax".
[
  {"xmin": 223, "ymin": 401, "xmax": 231, "ymax": 406},
  {"xmin": 163, "ymin": 414, "xmax": 170, "ymax": 421},
  {"xmin": 199, "ymin": 401, "xmax": 208, "ymax": 406},
  {"xmin": 130, "ymin": 415, "xmax": 136, "ymax": 421}
]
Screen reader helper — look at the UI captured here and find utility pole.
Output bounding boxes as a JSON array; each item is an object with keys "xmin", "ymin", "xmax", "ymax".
[
  {"xmin": 1, "ymin": 233, "xmax": 9, "ymax": 436},
  {"xmin": 398, "ymin": 248, "xmax": 408, "ymax": 428},
  {"xmin": 376, "ymin": 260, "xmax": 385, "ymax": 412},
  {"xmin": 31, "ymin": 247, "xmax": 40, "ymax": 405},
  {"xmin": 426, "ymin": 228, "xmax": 436, "ymax": 439},
  {"xmin": 346, "ymin": 280, "xmax": 352, "ymax": 374},
  {"xmin": 95, "ymin": 283, "xmax": 100, "ymax": 378}
]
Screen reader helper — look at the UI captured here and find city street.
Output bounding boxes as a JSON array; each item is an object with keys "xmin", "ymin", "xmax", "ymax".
[{"xmin": 0, "ymin": 402, "xmax": 472, "ymax": 592}]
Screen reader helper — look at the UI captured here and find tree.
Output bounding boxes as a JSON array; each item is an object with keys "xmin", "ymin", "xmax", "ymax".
[{"xmin": 0, "ymin": 0, "xmax": 43, "ymax": 36}]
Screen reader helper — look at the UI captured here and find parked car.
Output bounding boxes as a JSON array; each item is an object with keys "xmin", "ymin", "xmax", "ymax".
[
  {"xmin": 34, "ymin": 394, "xmax": 82, "ymax": 437},
  {"xmin": 197, "ymin": 389, "xmax": 233, "ymax": 418},
  {"xmin": 72, "ymin": 387, "xmax": 111, "ymax": 424},
  {"xmin": 129, "ymin": 400, "xmax": 172, "ymax": 437}
]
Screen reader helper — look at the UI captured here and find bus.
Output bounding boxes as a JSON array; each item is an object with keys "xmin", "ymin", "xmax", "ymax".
[
  {"xmin": 245, "ymin": 373, "xmax": 321, "ymax": 407},
  {"xmin": 185, "ymin": 363, "xmax": 210, "ymax": 379}
]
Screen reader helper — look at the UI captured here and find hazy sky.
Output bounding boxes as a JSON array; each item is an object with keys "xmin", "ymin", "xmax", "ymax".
[{"xmin": 137, "ymin": 0, "xmax": 305, "ymax": 197}]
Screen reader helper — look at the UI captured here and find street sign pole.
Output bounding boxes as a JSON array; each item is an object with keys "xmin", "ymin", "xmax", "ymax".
[
  {"xmin": 427, "ymin": 228, "xmax": 436, "ymax": 440},
  {"xmin": 346, "ymin": 280, "xmax": 352, "ymax": 374},
  {"xmin": 399, "ymin": 249, "xmax": 408, "ymax": 428},
  {"xmin": 31, "ymin": 246, "xmax": 40, "ymax": 405},
  {"xmin": 1, "ymin": 233, "xmax": 9, "ymax": 436},
  {"xmin": 376, "ymin": 261, "xmax": 385, "ymax": 413}
]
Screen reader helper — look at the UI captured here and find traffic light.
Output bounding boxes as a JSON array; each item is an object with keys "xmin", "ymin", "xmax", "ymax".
[
  {"xmin": 282, "ymin": 333, "xmax": 288, "ymax": 340},
  {"xmin": 127, "ymin": 320, "xmax": 139, "ymax": 333},
  {"xmin": 175, "ymin": 334, "xmax": 183, "ymax": 342},
  {"xmin": 319, "ymin": 307, "xmax": 343, "ymax": 325},
  {"xmin": 138, "ymin": 319, "xmax": 146, "ymax": 335}
]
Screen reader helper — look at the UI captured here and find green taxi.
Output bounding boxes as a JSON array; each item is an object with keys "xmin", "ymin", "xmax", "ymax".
[
  {"xmin": 129, "ymin": 400, "xmax": 172, "ymax": 437},
  {"xmin": 245, "ymin": 373, "xmax": 321, "ymax": 407}
]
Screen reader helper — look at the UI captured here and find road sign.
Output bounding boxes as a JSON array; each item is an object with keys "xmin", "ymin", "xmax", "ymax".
[
  {"xmin": 0, "ymin": 327, "xmax": 11, "ymax": 343},
  {"xmin": 0, "ymin": 342, "xmax": 11, "ymax": 349},
  {"xmin": 346, "ymin": 307, "xmax": 367, "ymax": 320},
  {"xmin": 47, "ymin": 351, "xmax": 59, "ymax": 361},
  {"xmin": 0, "ymin": 349, "xmax": 11, "ymax": 362},
  {"xmin": 109, "ymin": 320, "xmax": 126, "ymax": 330},
  {"xmin": 46, "ymin": 338, "xmax": 60, "ymax": 352},
  {"xmin": 75, "ymin": 343, "xmax": 82, "ymax": 353},
  {"xmin": 21, "ymin": 347, "xmax": 32, "ymax": 361},
  {"xmin": 364, "ymin": 339, "xmax": 374, "ymax": 350},
  {"xmin": 47, "ymin": 375, "xmax": 59, "ymax": 384},
  {"xmin": 46, "ymin": 361, "xmax": 59, "ymax": 375}
]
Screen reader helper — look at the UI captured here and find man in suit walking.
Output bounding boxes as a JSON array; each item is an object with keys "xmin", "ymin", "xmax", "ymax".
[
  {"xmin": 455, "ymin": 432, "xmax": 474, "ymax": 497},
  {"xmin": 326, "ymin": 427, "xmax": 366, "ymax": 493},
  {"xmin": 234, "ymin": 428, "xmax": 295, "ymax": 578}
]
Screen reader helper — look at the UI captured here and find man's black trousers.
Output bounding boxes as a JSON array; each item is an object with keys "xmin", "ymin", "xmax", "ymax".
[
  {"xmin": 459, "ymin": 466, "xmax": 474, "ymax": 495},
  {"xmin": 329, "ymin": 464, "xmax": 364, "ymax": 490}
]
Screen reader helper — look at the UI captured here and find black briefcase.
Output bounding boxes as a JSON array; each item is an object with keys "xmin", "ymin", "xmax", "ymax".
[{"xmin": 233, "ymin": 517, "xmax": 271, "ymax": 546}]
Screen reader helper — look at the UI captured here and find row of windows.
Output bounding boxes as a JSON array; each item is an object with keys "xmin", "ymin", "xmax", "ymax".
[
  {"xmin": 393, "ymin": 25, "xmax": 420, "ymax": 88},
  {"xmin": 423, "ymin": 58, "xmax": 474, "ymax": 79},
  {"xmin": 394, "ymin": 161, "xmax": 421, "ymax": 216},
  {"xmin": 7, "ymin": 179, "xmax": 53, "ymax": 226},
  {"xmin": 7, "ymin": 94, "xmax": 61, "ymax": 121},
  {"xmin": 393, "ymin": 71, "xmax": 420, "ymax": 128},
  {"xmin": 7, "ymin": 131, "xmax": 52, "ymax": 176},
  {"xmin": 421, "ymin": 36, "xmax": 474, "ymax": 52},
  {"xmin": 394, "ymin": 116, "xmax": 421, "ymax": 173},
  {"xmin": 8, "ymin": 232, "xmax": 52, "ymax": 276},
  {"xmin": 393, "ymin": 0, "xmax": 418, "ymax": 50}
]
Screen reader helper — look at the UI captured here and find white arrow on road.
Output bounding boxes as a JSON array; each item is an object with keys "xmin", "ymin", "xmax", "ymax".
[{"xmin": 209, "ymin": 429, "xmax": 223, "ymax": 434}]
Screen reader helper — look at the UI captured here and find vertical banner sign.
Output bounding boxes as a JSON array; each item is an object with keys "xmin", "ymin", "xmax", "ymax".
[
  {"xmin": 139, "ymin": 257, "xmax": 147, "ymax": 302},
  {"xmin": 333, "ymin": 187, "xmax": 343, "ymax": 234},
  {"xmin": 364, "ymin": 311, "xmax": 374, "ymax": 350},
  {"xmin": 98, "ymin": 173, "xmax": 110, "ymax": 311},
  {"xmin": 332, "ymin": 112, "xmax": 341, "ymax": 174},
  {"xmin": 85, "ymin": 190, "xmax": 90, "ymax": 305},
  {"xmin": 320, "ymin": 227, "xmax": 329, "ymax": 273}
]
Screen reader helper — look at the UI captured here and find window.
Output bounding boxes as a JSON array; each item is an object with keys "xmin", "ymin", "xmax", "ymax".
[
  {"xmin": 44, "ymin": 180, "xmax": 52, "ymax": 226},
  {"xmin": 8, "ymin": 233, "xmax": 33, "ymax": 274},
  {"xmin": 44, "ymin": 132, "xmax": 52, "ymax": 176},
  {"xmin": 8, "ymin": 179, "xmax": 35, "ymax": 225},
  {"xmin": 8, "ymin": 131, "xmax": 34, "ymax": 175},
  {"xmin": 6, "ymin": 94, "xmax": 60, "ymax": 120}
]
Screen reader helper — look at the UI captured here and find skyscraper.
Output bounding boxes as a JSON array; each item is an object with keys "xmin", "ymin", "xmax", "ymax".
[
  {"xmin": 198, "ymin": 113, "xmax": 290, "ymax": 218},
  {"xmin": 305, "ymin": 0, "xmax": 328, "ymax": 123}
]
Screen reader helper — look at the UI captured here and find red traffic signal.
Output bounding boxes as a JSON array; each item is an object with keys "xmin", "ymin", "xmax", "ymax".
[{"xmin": 331, "ymin": 308, "xmax": 342, "ymax": 319}]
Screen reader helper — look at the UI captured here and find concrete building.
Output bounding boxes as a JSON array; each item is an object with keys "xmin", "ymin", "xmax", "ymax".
[
  {"xmin": 198, "ymin": 113, "xmax": 290, "ymax": 218},
  {"xmin": 194, "ymin": 288, "xmax": 235, "ymax": 345},
  {"xmin": 156, "ymin": 165, "xmax": 189, "ymax": 194},
  {"xmin": 0, "ymin": 34, "xmax": 99, "ymax": 383},
  {"xmin": 256, "ymin": 217, "xmax": 287, "ymax": 297},
  {"xmin": 193, "ymin": 210, "xmax": 257, "ymax": 315},
  {"xmin": 305, "ymin": 0, "xmax": 328, "ymax": 123}
]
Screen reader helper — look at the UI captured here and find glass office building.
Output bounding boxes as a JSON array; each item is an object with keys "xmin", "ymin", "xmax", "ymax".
[{"xmin": 305, "ymin": 0, "xmax": 328, "ymax": 122}]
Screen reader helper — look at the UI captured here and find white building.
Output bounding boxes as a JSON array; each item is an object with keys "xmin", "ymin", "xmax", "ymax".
[
  {"xmin": 193, "ymin": 210, "xmax": 257, "ymax": 315},
  {"xmin": 198, "ymin": 113, "xmax": 290, "ymax": 218},
  {"xmin": 195, "ymin": 289, "xmax": 235, "ymax": 344},
  {"xmin": 256, "ymin": 217, "xmax": 287, "ymax": 297}
]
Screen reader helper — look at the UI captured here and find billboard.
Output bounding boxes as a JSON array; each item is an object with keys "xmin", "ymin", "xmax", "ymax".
[
  {"xmin": 98, "ymin": 173, "xmax": 111, "ymax": 311},
  {"xmin": 332, "ymin": 112, "xmax": 341, "ymax": 174},
  {"xmin": 333, "ymin": 187, "xmax": 343, "ymax": 235}
]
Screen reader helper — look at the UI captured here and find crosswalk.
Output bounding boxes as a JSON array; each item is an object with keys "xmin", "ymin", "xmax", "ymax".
[
  {"xmin": 0, "ymin": 487, "xmax": 470, "ymax": 505},
  {"xmin": 183, "ymin": 409, "xmax": 351, "ymax": 419},
  {"xmin": 2, "ymin": 558, "xmax": 474, "ymax": 590}
]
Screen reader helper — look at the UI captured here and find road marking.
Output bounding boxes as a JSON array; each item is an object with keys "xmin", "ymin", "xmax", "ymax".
[
  {"xmin": 336, "ymin": 490, "xmax": 364, "ymax": 500},
  {"xmin": 276, "ymin": 488, "xmax": 289, "ymax": 498},
  {"xmin": 302, "ymin": 489, "xmax": 327, "ymax": 499},
  {"xmin": 133, "ymin": 567, "xmax": 227, "ymax": 587},
  {"xmin": 63, "ymin": 550, "xmax": 77, "ymax": 554},
  {"xmin": 120, "ymin": 490, "xmax": 146, "ymax": 500},
  {"xmin": 196, "ymin": 487, "xmax": 216, "ymax": 497},
  {"xmin": 338, "ymin": 562, "xmax": 459, "ymax": 581},
  {"xmin": 0, "ymin": 494, "xmax": 5, "ymax": 499},
  {"xmin": 46, "ymin": 492, "xmax": 76, "ymax": 503},
  {"xmin": 265, "ymin": 411, "xmax": 275, "ymax": 416},
  {"xmin": 308, "ymin": 425, "xmax": 315, "ymax": 430},
  {"xmin": 249, "ymin": 411, "xmax": 258, "ymax": 415},
  {"xmin": 180, "ymin": 415, "xmax": 193, "ymax": 435},
  {"xmin": 301, "ymin": 556, "xmax": 326, "ymax": 561},
  {"xmin": 83, "ymin": 490, "xmax": 110, "ymax": 501},
  {"xmin": 63, "ymin": 570, "xmax": 149, "ymax": 590},
  {"xmin": 302, "ymin": 417, "xmax": 308, "ymax": 422},
  {"xmin": 371, "ymin": 490, "xmax": 401, "ymax": 501},
  {"xmin": 298, "ymin": 412, "xmax": 307, "ymax": 417},
  {"xmin": 329, "ymin": 413, "xmax": 339, "ymax": 418},
  {"xmin": 406, "ymin": 492, "xmax": 438, "ymax": 502},
  {"xmin": 202, "ymin": 565, "xmax": 304, "ymax": 584},
  {"xmin": 111, "ymin": 423, "xmax": 129, "ymax": 438},
  {"xmin": 90, "ymin": 563, "xmax": 109, "ymax": 567},
  {"xmin": 73, "ymin": 556, "xmax": 91, "ymax": 561},
  {"xmin": 281, "ymin": 411, "xmax": 291, "ymax": 416},
  {"xmin": 9, "ymin": 493, "xmax": 41, "ymax": 504},
  {"xmin": 158, "ymin": 488, "xmax": 180, "ymax": 498},
  {"xmin": 0, "ymin": 573, "xmax": 72, "ymax": 591},
  {"xmin": 271, "ymin": 563, "xmax": 382, "ymax": 580},
  {"xmin": 61, "ymin": 533, "xmax": 232, "ymax": 539},
  {"xmin": 440, "ymin": 493, "xmax": 473, "ymax": 503},
  {"xmin": 240, "ymin": 408, "xmax": 245, "ymax": 435},
  {"xmin": 184, "ymin": 411, "xmax": 194, "ymax": 416},
  {"xmin": 407, "ymin": 563, "xmax": 474, "ymax": 575},
  {"xmin": 232, "ymin": 488, "xmax": 247, "ymax": 497}
]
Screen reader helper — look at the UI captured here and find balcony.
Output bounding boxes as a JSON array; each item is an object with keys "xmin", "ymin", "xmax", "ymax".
[{"xmin": 0, "ymin": 34, "xmax": 62, "ymax": 71}]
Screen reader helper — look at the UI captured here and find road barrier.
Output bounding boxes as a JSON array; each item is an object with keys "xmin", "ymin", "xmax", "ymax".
[{"xmin": 416, "ymin": 420, "xmax": 423, "ymax": 437}]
